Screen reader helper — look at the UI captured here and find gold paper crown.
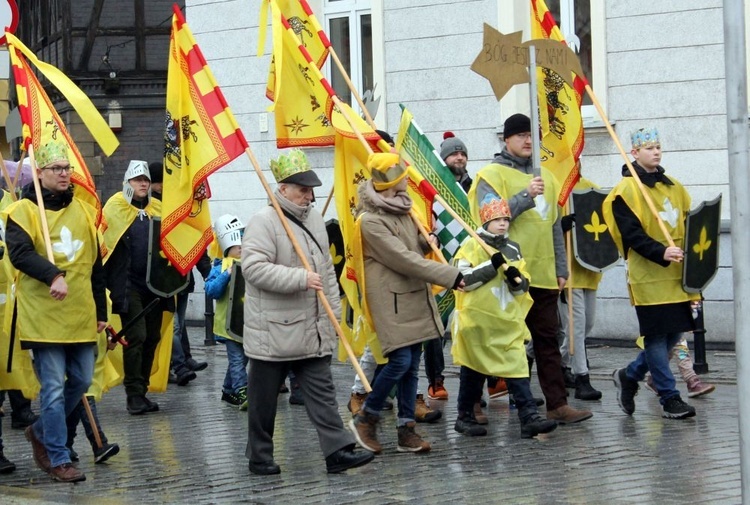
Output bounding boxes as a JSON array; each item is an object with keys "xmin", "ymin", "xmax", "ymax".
[
  {"xmin": 631, "ymin": 127, "xmax": 660, "ymax": 150},
  {"xmin": 270, "ymin": 149, "xmax": 311, "ymax": 183},
  {"xmin": 479, "ymin": 194, "xmax": 511, "ymax": 225},
  {"xmin": 36, "ymin": 142, "xmax": 68, "ymax": 169}
]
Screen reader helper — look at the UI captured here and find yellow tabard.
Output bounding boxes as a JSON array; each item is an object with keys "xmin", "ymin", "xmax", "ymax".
[
  {"xmin": 2, "ymin": 198, "xmax": 99, "ymax": 344},
  {"xmin": 602, "ymin": 176, "xmax": 699, "ymax": 306},
  {"xmin": 0, "ymin": 190, "xmax": 40, "ymax": 396},
  {"xmin": 470, "ymin": 164, "xmax": 561, "ymax": 289},
  {"xmin": 214, "ymin": 258, "xmax": 241, "ymax": 343},
  {"xmin": 451, "ymin": 239, "xmax": 533, "ymax": 378},
  {"xmin": 101, "ymin": 192, "xmax": 160, "ymax": 264}
]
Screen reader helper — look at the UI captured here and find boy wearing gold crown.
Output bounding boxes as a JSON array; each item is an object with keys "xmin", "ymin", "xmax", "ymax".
[
  {"xmin": 348, "ymin": 152, "xmax": 463, "ymax": 454},
  {"xmin": 2, "ymin": 141, "xmax": 107, "ymax": 482},
  {"xmin": 452, "ymin": 194, "xmax": 558, "ymax": 438},
  {"xmin": 603, "ymin": 127, "xmax": 700, "ymax": 420},
  {"xmin": 242, "ymin": 149, "xmax": 374, "ymax": 475}
]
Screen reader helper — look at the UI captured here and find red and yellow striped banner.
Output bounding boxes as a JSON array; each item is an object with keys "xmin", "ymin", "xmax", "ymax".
[{"xmin": 161, "ymin": 5, "xmax": 248, "ymax": 275}]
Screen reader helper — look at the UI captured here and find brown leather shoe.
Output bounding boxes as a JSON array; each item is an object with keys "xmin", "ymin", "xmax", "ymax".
[
  {"xmin": 50, "ymin": 463, "xmax": 86, "ymax": 482},
  {"xmin": 24, "ymin": 426, "xmax": 51, "ymax": 473},
  {"xmin": 546, "ymin": 404, "xmax": 593, "ymax": 424}
]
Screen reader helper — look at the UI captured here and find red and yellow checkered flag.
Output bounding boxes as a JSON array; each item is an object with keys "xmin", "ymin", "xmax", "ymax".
[
  {"xmin": 161, "ymin": 5, "xmax": 248, "ymax": 275},
  {"xmin": 7, "ymin": 32, "xmax": 118, "ymax": 227}
]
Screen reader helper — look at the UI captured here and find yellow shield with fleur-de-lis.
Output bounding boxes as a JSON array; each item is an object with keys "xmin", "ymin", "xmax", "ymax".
[
  {"xmin": 683, "ymin": 194, "xmax": 722, "ymax": 293},
  {"xmin": 570, "ymin": 188, "xmax": 621, "ymax": 272}
]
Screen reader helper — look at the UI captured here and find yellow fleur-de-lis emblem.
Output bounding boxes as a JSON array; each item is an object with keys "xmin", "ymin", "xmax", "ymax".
[
  {"xmin": 329, "ymin": 243, "xmax": 343, "ymax": 266},
  {"xmin": 692, "ymin": 226, "xmax": 712, "ymax": 261},
  {"xmin": 583, "ymin": 211, "xmax": 608, "ymax": 241}
]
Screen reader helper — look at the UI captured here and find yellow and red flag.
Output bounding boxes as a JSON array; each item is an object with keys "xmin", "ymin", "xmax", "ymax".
[
  {"xmin": 266, "ymin": 2, "xmax": 336, "ymax": 147},
  {"xmin": 162, "ymin": 5, "xmax": 248, "ymax": 275},
  {"xmin": 531, "ymin": 0, "xmax": 585, "ymax": 206},
  {"xmin": 259, "ymin": 0, "xmax": 330, "ymax": 102},
  {"xmin": 7, "ymin": 32, "xmax": 119, "ymax": 226}
]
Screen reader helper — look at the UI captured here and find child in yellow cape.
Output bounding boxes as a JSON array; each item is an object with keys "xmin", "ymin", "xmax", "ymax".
[{"xmin": 452, "ymin": 194, "xmax": 557, "ymax": 439}]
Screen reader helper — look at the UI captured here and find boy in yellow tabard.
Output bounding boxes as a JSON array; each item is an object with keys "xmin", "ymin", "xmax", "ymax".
[
  {"xmin": 452, "ymin": 194, "xmax": 557, "ymax": 438},
  {"xmin": 604, "ymin": 127, "xmax": 700, "ymax": 420}
]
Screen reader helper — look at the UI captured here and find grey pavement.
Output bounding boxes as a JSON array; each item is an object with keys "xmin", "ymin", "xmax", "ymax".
[{"xmin": 0, "ymin": 329, "xmax": 741, "ymax": 504}]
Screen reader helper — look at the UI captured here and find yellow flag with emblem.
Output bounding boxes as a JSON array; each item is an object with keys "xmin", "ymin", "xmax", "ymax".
[{"xmin": 162, "ymin": 5, "xmax": 248, "ymax": 276}]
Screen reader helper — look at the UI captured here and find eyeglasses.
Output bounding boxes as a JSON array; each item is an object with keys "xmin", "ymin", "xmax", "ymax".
[{"xmin": 44, "ymin": 165, "xmax": 73, "ymax": 175}]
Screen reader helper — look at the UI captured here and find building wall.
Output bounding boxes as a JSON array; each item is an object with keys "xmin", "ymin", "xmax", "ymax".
[{"xmin": 186, "ymin": 0, "xmax": 736, "ymax": 343}]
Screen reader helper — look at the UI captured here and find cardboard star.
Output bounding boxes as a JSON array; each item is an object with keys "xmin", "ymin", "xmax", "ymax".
[
  {"xmin": 471, "ymin": 24, "xmax": 530, "ymax": 101},
  {"xmin": 522, "ymin": 39, "xmax": 585, "ymax": 88}
]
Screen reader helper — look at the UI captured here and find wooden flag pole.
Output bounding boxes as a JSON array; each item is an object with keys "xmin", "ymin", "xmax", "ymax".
[
  {"xmin": 584, "ymin": 84, "xmax": 675, "ymax": 247},
  {"xmin": 27, "ymin": 145, "xmax": 55, "ymax": 261},
  {"xmin": 319, "ymin": 48, "xmax": 378, "ymax": 219},
  {"xmin": 431, "ymin": 193, "xmax": 520, "ymax": 282},
  {"xmin": 0, "ymin": 161, "xmax": 15, "ymax": 199},
  {"xmin": 28, "ymin": 144, "xmax": 103, "ymax": 448},
  {"xmin": 243, "ymin": 146, "xmax": 372, "ymax": 392}
]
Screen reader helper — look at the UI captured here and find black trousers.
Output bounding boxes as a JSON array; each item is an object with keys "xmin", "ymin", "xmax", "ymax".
[
  {"xmin": 245, "ymin": 355, "xmax": 354, "ymax": 464},
  {"xmin": 122, "ymin": 290, "xmax": 165, "ymax": 398}
]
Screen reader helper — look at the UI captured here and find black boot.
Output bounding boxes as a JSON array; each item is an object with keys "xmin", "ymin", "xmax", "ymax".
[
  {"xmin": 574, "ymin": 374, "xmax": 602, "ymax": 401},
  {"xmin": 454, "ymin": 412, "xmax": 487, "ymax": 437},
  {"xmin": 520, "ymin": 414, "xmax": 557, "ymax": 439},
  {"xmin": 562, "ymin": 367, "xmax": 576, "ymax": 389}
]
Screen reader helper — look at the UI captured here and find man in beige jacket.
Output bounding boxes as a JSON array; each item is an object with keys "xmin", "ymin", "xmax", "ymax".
[{"xmin": 241, "ymin": 149, "xmax": 373, "ymax": 475}]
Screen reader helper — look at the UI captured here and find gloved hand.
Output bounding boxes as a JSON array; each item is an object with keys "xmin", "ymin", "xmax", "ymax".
[
  {"xmin": 561, "ymin": 214, "xmax": 575, "ymax": 233},
  {"xmin": 504, "ymin": 266, "xmax": 522, "ymax": 288},
  {"xmin": 490, "ymin": 252, "xmax": 506, "ymax": 269}
]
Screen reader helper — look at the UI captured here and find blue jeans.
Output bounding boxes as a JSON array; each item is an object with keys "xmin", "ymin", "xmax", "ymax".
[
  {"xmin": 626, "ymin": 332, "xmax": 682, "ymax": 404},
  {"xmin": 32, "ymin": 344, "xmax": 95, "ymax": 467},
  {"xmin": 171, "ymin": 291, "xmax": 189, "ymax": 372},
  {"xmin": 506, "ymin": 377, "xmax": 539, "ymax": 423},
  {"xmin": 362, "ymin": 343, "xmax": 421, "ymax": 426},
  {"xmin": 222, "ymin": 339, "xmax": 248, "ymax": 394}
]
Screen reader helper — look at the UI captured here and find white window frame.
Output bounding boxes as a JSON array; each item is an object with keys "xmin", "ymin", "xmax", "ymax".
[
  {"xmin": 321, "ymin": 0, "xmax": 385, "ymax": 124},
  {"xmin": 498, "ymin": 0, "xmax": 607, "ymax": 127}
]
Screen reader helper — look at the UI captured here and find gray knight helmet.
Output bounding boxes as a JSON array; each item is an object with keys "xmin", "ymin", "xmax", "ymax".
[
  {"xmin": 122, "ymin": 160, "xmax": 151, "ymax": 204},
  {"xmin": 214, "ymin": 214, "xmax": 245, "ymax": 256}
]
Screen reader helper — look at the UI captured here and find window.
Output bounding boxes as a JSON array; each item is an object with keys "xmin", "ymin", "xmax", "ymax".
[
  {"xmin": 324, "ymin": 0, "xmax": 379, "ymax": 119},
  {"xmin": 499, "ymin": 0, "xmax": 606, "ymax": 124}
]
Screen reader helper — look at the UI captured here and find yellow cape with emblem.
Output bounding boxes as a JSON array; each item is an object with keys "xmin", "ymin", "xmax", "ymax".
[
  {"xmin": 101, "ymin": 192, "xmax": 173, "ymax": 393},
  {"xmin": 0, "ymin": 190, "xmax": 40, "ymax": 397},
  {"xmin": 451, "ymin": 238, "xmax": 533, "ymax": 378}
]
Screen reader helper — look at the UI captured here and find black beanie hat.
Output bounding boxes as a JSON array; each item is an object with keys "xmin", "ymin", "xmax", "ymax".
[
  {"xmin": 149, "ymin": 162, "xmax": 163, "ymax": 184},
  {"xmin": 375, "ymin": 129, "xmax": 394, "ymax": 146},
  {"xmin": 503, "ymin": 113, "xmax": 531, "ymax": 140}
]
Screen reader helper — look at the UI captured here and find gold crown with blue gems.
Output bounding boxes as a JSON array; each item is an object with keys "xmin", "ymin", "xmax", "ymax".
[{"xmin": 631, "ymin": 127, "xmax": 660, "ymax": 150}]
